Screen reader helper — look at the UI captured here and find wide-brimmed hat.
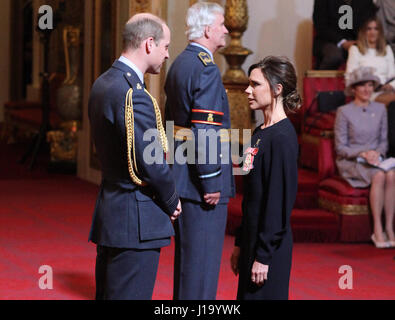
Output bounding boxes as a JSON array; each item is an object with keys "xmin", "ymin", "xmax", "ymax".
[{"xmin": 345, "ymin": 66, "xmax": 381, "ymax": 96}]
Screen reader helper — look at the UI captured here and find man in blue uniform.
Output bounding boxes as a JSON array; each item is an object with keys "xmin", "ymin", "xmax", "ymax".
[
  {"xmin": 88, "ymin": 13, "xmax": 181, "ymax": 300},
  {"xmin": 165, "ymin": 2, "xmax": 235, "ymax": 300}
]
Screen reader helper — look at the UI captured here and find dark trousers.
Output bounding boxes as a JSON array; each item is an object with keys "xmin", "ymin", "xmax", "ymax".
[
  {"xmin": 173, "ymin": 200, "xmax": 228, "ymax": 300},
  {"xmin": 317, "ymin": 42, "xmax": 347, "ymax": 70},
  {"xmin": 95, "ymin": 245, "xmax": 160, "ymax": 300}
]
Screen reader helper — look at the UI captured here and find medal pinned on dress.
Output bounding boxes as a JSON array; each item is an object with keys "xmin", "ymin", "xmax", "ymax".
[{"xmin": 242, "ymin": 139, "xmax": 261, "ymax": 173}]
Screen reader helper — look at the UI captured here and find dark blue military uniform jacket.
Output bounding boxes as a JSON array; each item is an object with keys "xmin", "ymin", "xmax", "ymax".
[
  {"xmin": 88, "ymin": 60, "xmax": 179, "ymax": 249},
  {"xmin": 165, "ymin": 44, "xmax": 235, "ymax": 203}
]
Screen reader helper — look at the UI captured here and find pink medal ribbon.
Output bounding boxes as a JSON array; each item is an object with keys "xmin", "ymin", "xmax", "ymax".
[{"xmin": 242, "ymin": 147, "xmax": 259, "ymax": 172}]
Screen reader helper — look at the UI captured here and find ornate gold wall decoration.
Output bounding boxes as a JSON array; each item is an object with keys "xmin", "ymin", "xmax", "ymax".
[
  {"xmin": 132, "ymin": 0, "xmax": 151, "ymax": 13},
  {"xmin": 57, "ymin": 26, "xmax": 82, "ymax": 121},
  {"xmin": 62, "ymin": 26, "xmax": 81, "ymax": 86},
  {"xmin": 220, "ymin": 0, "xmax": 252, "ymax": 84},
  {"xmin": 47, "ymin": 121, "xmax": 79, "ymax": 163},
  {"xmin": 220, "ymin": 0, "xmax": 254, "ymax": 138}
]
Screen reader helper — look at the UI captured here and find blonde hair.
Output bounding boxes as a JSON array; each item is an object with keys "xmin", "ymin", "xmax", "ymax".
[{"xmin": 357, "ymin": 17, "xmax": 387, "ymax": 56}]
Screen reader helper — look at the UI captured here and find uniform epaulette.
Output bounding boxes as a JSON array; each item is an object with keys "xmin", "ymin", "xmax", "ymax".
[
  {"xmin": 124, "ymin": 71, "xmax": 144, "ymax": 91},
  {"xmin": 198, "ymin": 52, "xmax": 215, "ymax": 67}
]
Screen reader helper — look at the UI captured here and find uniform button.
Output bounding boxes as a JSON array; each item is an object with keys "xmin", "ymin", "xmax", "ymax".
[
  {"xmin": 220, "ymin": 154, "xmax": 223, "ymax": 158},
  {"xmin": 127, "ymin": 72, "xmax": 131, "ymax": 77}
]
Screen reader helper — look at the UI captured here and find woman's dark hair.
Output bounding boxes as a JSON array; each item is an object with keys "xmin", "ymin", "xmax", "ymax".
[{"xmin": 248, "ymin": 56, "xmax": 302, "ymax": 113}]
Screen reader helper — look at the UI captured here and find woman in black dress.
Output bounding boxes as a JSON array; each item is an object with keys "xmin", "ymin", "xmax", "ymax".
[{"xmin": 230, "ymin": 56, "xmax": 301, "ymax": 300}]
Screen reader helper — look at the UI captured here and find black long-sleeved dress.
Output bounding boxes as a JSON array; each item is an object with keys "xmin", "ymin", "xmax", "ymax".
[{"xmin": 235, "ymin": 118, "xmax": 298, "ymax": 300}]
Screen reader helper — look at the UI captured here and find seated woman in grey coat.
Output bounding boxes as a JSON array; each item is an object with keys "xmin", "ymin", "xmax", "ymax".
[{"xmin": 335, "ymin": 66, "xmax": 395, "ymax": 248}]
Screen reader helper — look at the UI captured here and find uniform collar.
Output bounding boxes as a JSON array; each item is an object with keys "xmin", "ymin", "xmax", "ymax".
[
  {"xmin": 189, "ymin": 42, "xmax": 214, "ymax": 61},
  {"xmin": 111, "ymin": 60, "xmax": 143, "ymax": 90},
  {"xmin": 118, "ymin": 56, "xmax": 144, "ymax": 84}
]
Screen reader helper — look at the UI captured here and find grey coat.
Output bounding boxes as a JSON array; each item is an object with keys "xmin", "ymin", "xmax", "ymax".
[{"xmin": 334, "ymin": 101, "xmax": 388, "ymax": 188}]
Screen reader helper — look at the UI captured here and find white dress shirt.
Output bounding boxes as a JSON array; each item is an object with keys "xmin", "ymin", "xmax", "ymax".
[{"xmin": 118, "ymin": 55, "xmax": 144, "ymax": 84}]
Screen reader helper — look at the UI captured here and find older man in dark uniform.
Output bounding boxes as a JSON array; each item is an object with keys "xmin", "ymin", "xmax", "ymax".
[
  {"xmin": 165, "ymin": 2, "xmax": 235, "ymax": 300},
  {"xmin": 88, "ymin": 13, "xmax": 181, "ymax": 300}
]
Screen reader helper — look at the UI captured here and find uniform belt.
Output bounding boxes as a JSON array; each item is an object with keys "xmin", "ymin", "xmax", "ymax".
[
  {"xmin": 102, "ymin": 178, "xmax": 138, "ymax": 191},
  {"xmin": 173, "ymin": 125, "xmax": 231, "ymax": 142}
]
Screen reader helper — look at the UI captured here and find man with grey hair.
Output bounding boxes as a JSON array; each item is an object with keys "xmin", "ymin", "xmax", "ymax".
[
  {"xmin": 88, "ymin": 13, "xmax": 181, "ymax": 300},
  {"xmin": 165, "ymin": 2, "xmax": 235, "ymax": 300}
]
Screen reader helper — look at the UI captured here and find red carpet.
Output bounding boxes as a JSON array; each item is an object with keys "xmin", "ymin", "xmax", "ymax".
[
  {"xmin": 0, "ymin": 142, "xmax": 394, "ymax": 300},
  {"xmin": 1, "ymin": 178, "xmax": 395, "ymax": 300}
]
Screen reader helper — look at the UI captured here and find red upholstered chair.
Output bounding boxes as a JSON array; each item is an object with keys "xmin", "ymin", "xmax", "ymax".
[
  {"xmin": 317, "ymin": 137, "xmax": 372, "ymax": 242},
  {"xmin": 299, "ymin": 70, "xmax": 346, "ymax": 171},
  {"xmin": 2, "ymin": 73, "xmax": 65, "ymax": 142}
]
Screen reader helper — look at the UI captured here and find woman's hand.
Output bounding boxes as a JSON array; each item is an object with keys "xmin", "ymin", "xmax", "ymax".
[
  {"xmin": 366, "ymin": 150, "xmax": 381, "ymax": 166},
  {"xmin": 360, "ymin": 150, "xmax": 381, "ymax": 166},
  {"xmin": 230, "ymin": 247, "xmax": 240, "ymax": 276},
  {"xmin": 251, "ymin": 261, "xmax": 269, "ymax": 286}
]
